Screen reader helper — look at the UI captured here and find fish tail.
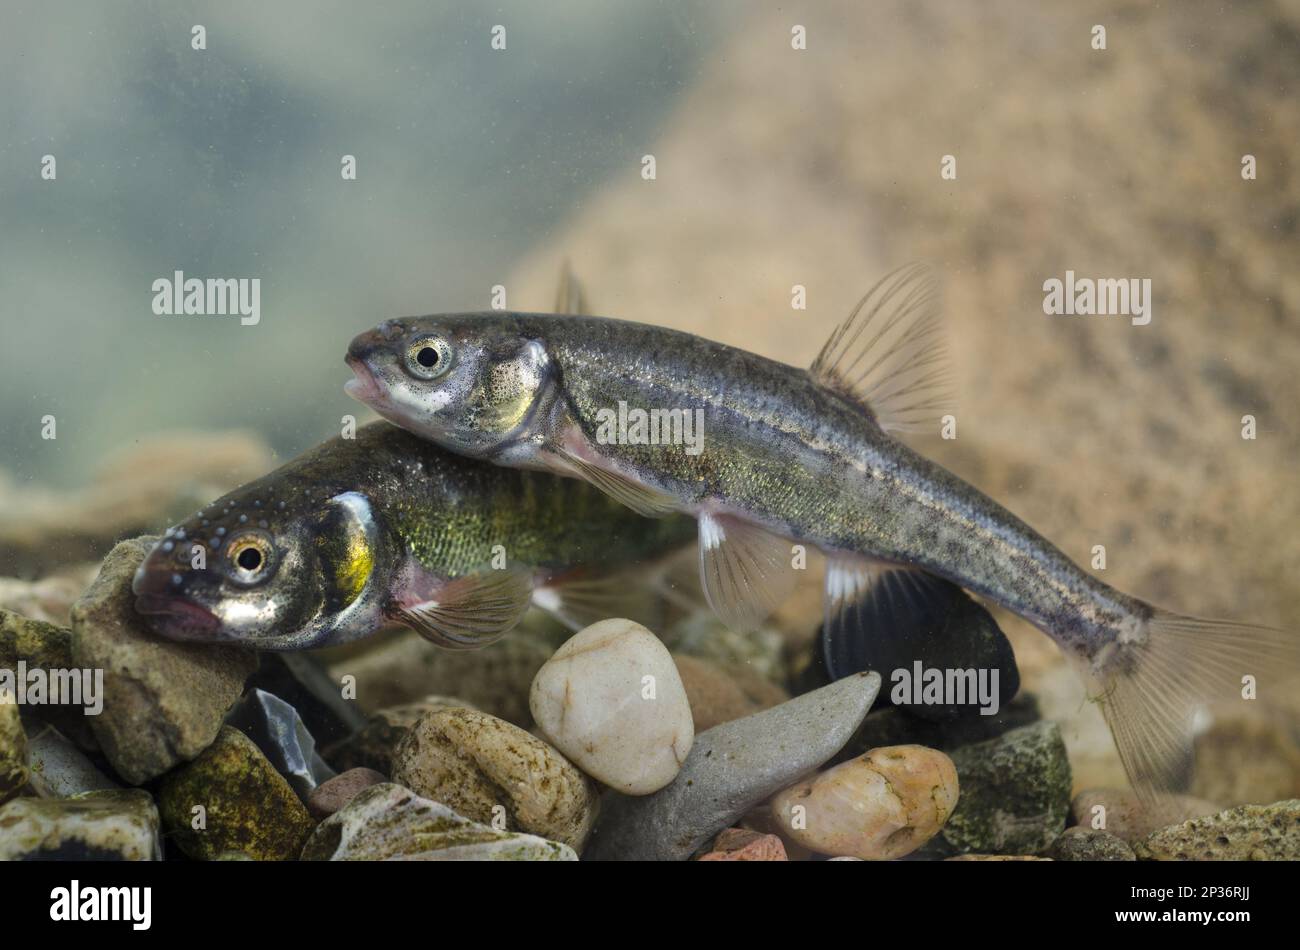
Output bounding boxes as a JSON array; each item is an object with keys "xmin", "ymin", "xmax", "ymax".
[{"xmin": 1077, "ymin": 606, "xmax": 1299, "ymax": 811}]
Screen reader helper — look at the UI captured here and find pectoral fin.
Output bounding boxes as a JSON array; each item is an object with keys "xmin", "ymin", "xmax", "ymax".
[
  {"xmin": 394, "ymin": 568, "xmax": 535, "ymax": 650},
  {"xmin": 546, "ymin": 448, "xmax": 680, "ymax": 518},
  {"xmin": 698, "ymin": 512, "xmax": 797, "ymax": 631}
]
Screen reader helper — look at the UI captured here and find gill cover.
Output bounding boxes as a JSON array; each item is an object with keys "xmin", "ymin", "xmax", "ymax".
[
  {"xmin": 467, "ymin": 338, "xmax": 553, "ymax": 440},
  {"xmin": 315, "ymin": 491, "xmax": 382, "ymax": 624}
]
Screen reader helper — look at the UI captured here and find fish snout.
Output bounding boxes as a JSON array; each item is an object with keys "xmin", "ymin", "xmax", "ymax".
[
  {"xmin": 347, "ymin": 321, "xmax": 404, "ymax": 359},
  {"xmin": 132, "ymin": 543, "xmax": 221, "ymax": 638}
]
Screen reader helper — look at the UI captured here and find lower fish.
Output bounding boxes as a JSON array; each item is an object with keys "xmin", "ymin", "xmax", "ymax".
[
  {"xmin": 344, "ymin": 262, "xmax": 1299, "ymax": 802},
  {"xmin": 132, "ymin": 421, "xmax": 693, "ymax": 650}
]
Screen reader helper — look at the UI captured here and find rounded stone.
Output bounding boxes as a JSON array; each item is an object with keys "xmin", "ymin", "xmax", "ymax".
[
  {"xmin": 530, "ymin": 619, "xmax": 693, "ymax": 795},
  {"xmin": 307, "ymin": 767, "xmax": 387, "ymax": 820},
  {"xmin": 770, "ymin": 744, "xmax": 959, "ymax": 860},
  {"xmin": 391, "ymin": 706, "xmax": 597, "ymax": 851}
]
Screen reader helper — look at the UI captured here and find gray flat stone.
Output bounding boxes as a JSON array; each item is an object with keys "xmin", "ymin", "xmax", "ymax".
[
  {"xmin": 584, "ymin": 671, "xmax": 881, "ymax": 861},
  {"xmin": 226, "ymin": 688, "xmax": 335, "ymax": 800}
]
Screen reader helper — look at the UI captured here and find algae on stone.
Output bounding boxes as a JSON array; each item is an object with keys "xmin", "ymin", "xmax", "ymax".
[
  {"xmin": 940, "ymin": 720, "xmax": 1072, "ymax": 856},
  {"xmin": 159, "ymin": 726, "xmax": 315, "ymax": 861}
]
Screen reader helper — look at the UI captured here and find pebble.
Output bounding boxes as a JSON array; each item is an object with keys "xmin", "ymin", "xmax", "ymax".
[
  {"xmin": 1069, "ymin": 787, "xmax": 1222, "ymax": 843},
  {"xmin": 697, "ymin": 827, "xmax": 788, "ymax": 861},
  {"xmin": 1134, "ymin": 800, "xmax": 1300, "ymax": 860},
  {"xmin": 1, "ymin": 699, "xmax": 28, "ymax": 803},
  {"xmin": 939, "ymin": 720, "xmax": 1071, "ymax": 856},
  {"xmin": 70, "ymin": 536, "xmax": 257, "ymax": 783},
  {"xmin": 392, "ymin": 706, "xmax": 598, "ymax": 851},
  {"xmin": 23, "ymin": 720, "xmax": 119, "ymax": 797},
  {"xmin": 1047, "ymin": 826, "xmax": 1135, "ymax": 861},
  {"xmin": 322, "ymin": 695, "xmax": 475, "ymax": 775},
  {"xmin": 673, "ymin": 653, "xmax": 789, "ymax": 731},
  {"xmin": 226, "ymin": 688, "xmax": 336, "ymax": 800},
  {"xmin": 307, "ymin": 767, "xmax": 387, "ymax": 820},
  {"xmin": 771, "ymin": 744, "xmax": 959, "ymax": 860},
  {"xmin": 584, "ymin": 671, "xmax": 881, "ymax": 861},
  {"xmin": 158, "ymin": 725, "xmax": 315, "ymax": 861},
  {"xmin": 530, "ymin": 619, "xmax": 693, "ymax": 795},
  {"xmin": 301, "ymin": 783, "xmax": 576, "ymax": 861},
  {"xmin": 0, "ymin": 789, "xmax": 161, "ymax": 860}
]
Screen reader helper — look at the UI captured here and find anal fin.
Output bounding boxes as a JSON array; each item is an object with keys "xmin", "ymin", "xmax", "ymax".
[
  {"xmin": 698, "ymin": 512, "xmax": 797, "ymax": 632},
  {"xmin": 394, "ymin": 568, "xmax": 534, "ymax": 650}
]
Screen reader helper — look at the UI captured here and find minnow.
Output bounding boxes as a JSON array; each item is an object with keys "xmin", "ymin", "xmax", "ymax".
[
  {"xmin": 345, "ymin": 262, "xmax": 1298, "ymax": 801},
  {"xmin": 132, "ymin": 421, "xmax": 693, "ymax": 650}
]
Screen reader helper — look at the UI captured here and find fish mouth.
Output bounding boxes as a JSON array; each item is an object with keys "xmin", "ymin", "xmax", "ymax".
[
  {"xmin": 345, "ymin": 355, "xmax": 385, "ymax": 405},
  {"xmin": 133, "ymin": 593, "xmax": 221, "ymax": 640}
]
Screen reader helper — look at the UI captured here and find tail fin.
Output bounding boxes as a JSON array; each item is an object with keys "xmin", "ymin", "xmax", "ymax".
[{"xmin": 1082, "ymin": 608, "xmax": 1300, "ymax": 811}]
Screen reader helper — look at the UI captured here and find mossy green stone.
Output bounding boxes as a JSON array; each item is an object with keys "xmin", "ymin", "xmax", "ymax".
[
  {"xmin": 941, "ymin": 720, "xmax": 1072, "ymax": 855},
  {"xmin": 0, "ymin": 701, "xmax": 27, "ymax": 803},
  {"xmin": 0, "ymin": 608, "xmax": 74, "ymax": 670},
  {"xmin": 159, "ymin": 726, "xmax": 314, "ymax": 861}
]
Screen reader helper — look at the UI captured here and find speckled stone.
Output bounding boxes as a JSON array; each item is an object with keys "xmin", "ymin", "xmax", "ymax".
[
  {"xmin": 158, "ymin": 725, "xmax": 315, "ymax": 861},
  {"xmin": 585, "ymin": 671, "xmax": 881, "ymax": 861},
  {"xmin": 391, "ymin": 706, "xmax": 597, "ymax": 851},
  {"xmin": 322, "ymin": 695, "xmax": 475, "ymax": 775},
  {"xmin": 530, "ymin": 619, "xmax": 693, "ymax": 795},
  {"xmin": 771, "ymin": 745, "xmax": 959, "ymax": 859},
  {"xmin": 940, "ymin": 721, "xmax": 1071, "ymax": 856},
  {"xmin": 1047, "ymin": 826, "xmax": 1136, "ymax": 861},
  {"xmin": 1134, "ymin": 800, "xmax": 1300, "ymax": 861},
  {"xmin": 0, "ymin": 789, "xmax": 160, "ymax": 860},
  {"xmin": 301, "ymin": 783, "xmax": 576, "ymax": 861},
  {"xmin": 70, "ymin": 537, "xmax": 257, "ymax": 783}
]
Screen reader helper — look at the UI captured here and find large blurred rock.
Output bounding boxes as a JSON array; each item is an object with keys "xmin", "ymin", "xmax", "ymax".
[
  {"xmin": 70, "ymin": 536, "xmax": 257, "ymax": 783},
  {"xmin": 508, "ymin": 0, "xmax": 1300, "ymax": 796},
  {"xmin": 0, "ymin": 431, "xmax": 273, "ymax": 577}
]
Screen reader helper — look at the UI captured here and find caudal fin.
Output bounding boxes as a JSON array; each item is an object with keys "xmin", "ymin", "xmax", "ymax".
[{"xmin": 1084, "ymin": 608, "xmax": 1300, "ymax": 808}]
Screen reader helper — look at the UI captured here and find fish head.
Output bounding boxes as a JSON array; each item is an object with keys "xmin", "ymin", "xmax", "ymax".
[
  {"xmin": 345, "ymin": 315, "xmax": 554, "ymax": 457},
  {"xmin": 131, "ymin": 485, "xmax": 353, "ymax": 649}
]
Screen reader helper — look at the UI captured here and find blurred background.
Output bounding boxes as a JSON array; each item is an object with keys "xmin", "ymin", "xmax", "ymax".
[{"xmin": 2, "ymin": 0, "xmax": 1299, "ymax": 795}]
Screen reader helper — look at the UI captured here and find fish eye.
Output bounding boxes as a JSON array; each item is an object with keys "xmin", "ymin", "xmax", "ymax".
[
  {"xmin": 227, "ymin": 532, "xmax": 275, "ymax": 585},
  {"xmin": 404, "ymin": 336, "xmax": 452, "ymax": 381}
]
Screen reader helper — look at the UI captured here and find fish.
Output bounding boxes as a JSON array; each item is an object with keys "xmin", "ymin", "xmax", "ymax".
[
  {"xmin": 344, "ymin": 262, "xmax": 1299, "ymax": 802},
  {"xmin": 131, "ymin": 420, "xmax": 695, "ymax": 650}
]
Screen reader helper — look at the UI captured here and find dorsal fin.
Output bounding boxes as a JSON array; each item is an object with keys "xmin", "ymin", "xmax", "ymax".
[
  {"xmin": 809, "ymin": 262, "xmax": 953, "ymax": 434},
  {"xmin": 553, "ymin": 260, "xmax": 590, "ymax": 315}
]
